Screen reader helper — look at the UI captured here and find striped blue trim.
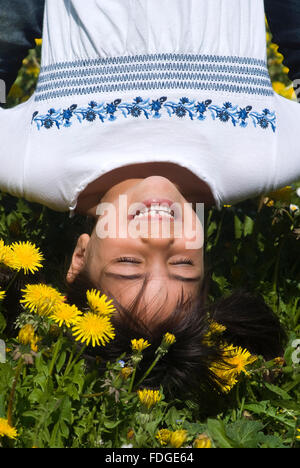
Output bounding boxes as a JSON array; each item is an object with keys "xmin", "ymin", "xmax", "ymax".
[{"xmin": 35, "ymin": 53, "xmax": 274, "ymax": 102}]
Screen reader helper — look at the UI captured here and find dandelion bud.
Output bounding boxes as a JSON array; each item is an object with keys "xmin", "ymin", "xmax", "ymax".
[
  {"xmin": 169, "ymin": 429, "xmax": 187, "ymax": 448},
  {"xmin": 137, "ymin": 389, "xmax": 162, "ymax": 410},
  {"xmin": 193, "ymin": 433, "xmax": 212, "ymax": 448},
  {"xmin": 18, "ymin": 324, "xmax": 35, "ymax": 346},
  {"xmin": 131, "ymin": 338, "xmax": 151, "ymax": 353},
  {"xmin": 156, "ymin": 429, "xmax": 171, "ymax": 446},
  {"xmin": 162, "ymin": 333, "xmax": 176, "ymax": 347},
  {"xmin": 121, "ymin": 367, "xmax": 133, "ymax": 380}
]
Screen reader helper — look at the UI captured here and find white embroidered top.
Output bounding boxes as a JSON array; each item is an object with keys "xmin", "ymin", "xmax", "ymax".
[{"xmin": 0, "ymin": 0, "xmax": 300, "ymax": 216}]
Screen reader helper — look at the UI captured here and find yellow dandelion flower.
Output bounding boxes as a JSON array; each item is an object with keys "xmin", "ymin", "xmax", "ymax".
[
  {"xmin": 0, "ymin": 289, "xmax": 5, "ymax": 301},
  {"xmin": 202, "ymin": 321, "xmax": 226, "ymax": 346},
  {"xmin": 210, "ymin": 344, "xmax": 257, "ymax": 393},
  {"xmin": 194, "ymin": 434, "xmax": 212, "ymax": 448},
  {"xmin": 0, "ymin": 240, "xmax": 14, "ymax": 268},
  {"xmin": 272, "ymin": 82, "xmax": 295, "ymax": 99},
  {"xmin": 131, "ymin": 338, "xmax": 151, "ymax": 353},
  {"xmin": 20, "ymin": 284, "xmax": 65, "ymax": 317},
  {"xmin": 209, "ymin": 361, "xmax": 238, "ymax": 393},
  {"xmin": 209, "ymin": 321, "xmax": 227, "ymax": 334},
  {"xmin": 0, "ymin": 418, "xmax": 18, "ymax": 440},
  {"xmin": 50, "ymin": 302, "xmax": 82, "ymax": 328},
  {"xmin": 156, "ymin": 429, "xmax": 171, "ymax": 446},
  {"xmin": 169, "ymin": 429, "xmax": 187, "ymax": 448},
  {"xmin": 296, "ymin": 428, "xmax": 300, "ymax": 440},
  {"xmin": 272, "ymin": 81, "xmax": 285, "ymax": 94},
  {"xmin": 72, "ymin": 312, "xmax": 115, "ymax": 347},
  {"xmin": 137, "ymin": 388, "xmax": 162, "ymax": 409},
  {"xmin": 9, "ymin": 241, "xmax": 43, "ymax": 274},
  {"xmin": 163, "ymin": 332, "xmax": 176, "ymax": 346},
  {"xmin": 86, "ymin": 289, "xmax": 116, "ymax": 316},
  {"xmin": 274, "ymin": 53, "xmax": 284, "ymax": 65},
  {"xmin": 270, "ymin": 42, "xmax": 279, "ymax": 52},
  {"xmin": 26, "ymin": 65, "xmax": 40, "ymax": 78},
  {"xmin": 223, "ymin": 344, "xmax": 257, "ymax": 376},
  {"xmin": 35, "ymin": 38, "xmax": 42, "ymax": 46},
  {"xmin": 273, "ymin": 357, "xmax": 285, "ymax": 366}
]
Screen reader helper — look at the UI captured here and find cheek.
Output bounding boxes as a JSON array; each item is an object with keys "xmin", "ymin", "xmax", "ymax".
[
  {"xmin": 181, "ymin": 213, "xmax": 204, "ymax": 250},
  {"xmin": 95, "ymin": 204, "xmax": 136, "ymax": 239}
]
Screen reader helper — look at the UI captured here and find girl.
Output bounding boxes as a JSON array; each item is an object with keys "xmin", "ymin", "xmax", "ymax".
[{"xmin": 0, "ymin": 0, "xmax": 295, "ymax": 398}]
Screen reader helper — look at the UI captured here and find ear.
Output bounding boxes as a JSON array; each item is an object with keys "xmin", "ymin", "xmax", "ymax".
[{"xmin": 66, "ymin": 234, "xmax": 91, "ymax": 284}]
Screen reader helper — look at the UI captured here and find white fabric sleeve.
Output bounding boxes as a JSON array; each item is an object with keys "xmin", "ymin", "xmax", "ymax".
[{"xmin": 0, "ymin": 99, "xmax": 33, "ymax": 200}]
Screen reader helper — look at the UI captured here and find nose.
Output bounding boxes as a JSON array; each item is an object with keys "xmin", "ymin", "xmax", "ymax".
[{"xmin": 139, "ymin": 232, "xmax": 175, "ymax": 248}]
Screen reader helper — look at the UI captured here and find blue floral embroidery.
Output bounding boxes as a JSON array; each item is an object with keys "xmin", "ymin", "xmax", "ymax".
[{"xmin": 31, "ymin": 96, "xmax": 276, "ymax": 132}]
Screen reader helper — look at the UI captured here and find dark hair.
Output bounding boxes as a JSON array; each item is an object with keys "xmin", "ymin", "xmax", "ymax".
[{"xmin": 64, "ymin": 264, "xmax": 286, "ymax": 402}]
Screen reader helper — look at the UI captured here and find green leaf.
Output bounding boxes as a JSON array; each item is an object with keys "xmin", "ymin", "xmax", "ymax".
[
  {"xmin": 207, "ymin": 220, "xmax": 217, "ymax": 238},
  {"xmin": 28, "ymin": 388, "xmax": 45, "ymax": 404},
  {"xmin": 49, "ymin": 396, "xmax": 72, "ymax": 447},
  {"xmin": 0, "ymin": 312, "xmax": 7, "ymax": 334},
  {"xmin": 264, "ymin": 382, "xmax": 292, "ymax": 400},
  {"xmin": 164, "ymin": 407, "xmax": 183, "ymax": 430},
  {"xmin": 282, "ymin": 375, "xmax": 300, "ymax": 393},
  {"xmin": 244, "ymin": 402, "xmax": 295, "ymax": 429},
  {"xmin": 225, "ymin": 420, "xmax": 264, "ymax": 448},
  {"xmin": 243, "ymin": 401, "xmax": 268, "ymax": 416},
  {"xmin": 0, "ymin": 394, "xmax": 6, "ymax": 418},
  {"xmin": 206, "ymin": 419, "xmax": 235, "ymax": 448},
  {"xmin": 234, "ymin": 214, "xmax": 243, "ymax": 239},
  {"xmin": 257, "ymin": 432, "xmax": 287, "ymax": 448},
  {"xmin": 103, "ymin": 420, "xmax": 122, "ymax": 429},
  {"xmin": 56, "ymin": 351, "xmax": 67, "ymax": 374},
  {"xmin": 244, "ymin": 215, "xmax": 254, "ymax": 236},
  {"xmin": 35, "ymin": 354, "xmax": 49, "ymax": 376},
  {"xmin": 0, "ymin": 362, "xmax": 14, "ymax": 394}
]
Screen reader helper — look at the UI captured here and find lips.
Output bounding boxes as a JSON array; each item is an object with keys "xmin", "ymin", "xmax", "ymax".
[{"xmin": 142, "ymin": 199, "xmax": 174, "ymax": 208}]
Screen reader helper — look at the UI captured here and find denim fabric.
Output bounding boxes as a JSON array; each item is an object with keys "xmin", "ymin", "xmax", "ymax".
[
  {"xmin": 265, "ymin": 0, "xmax": 300, "ymax": 89},
  {"xmin": 0, "ymin": 0, "xmax": 44, "ymax": 95}
]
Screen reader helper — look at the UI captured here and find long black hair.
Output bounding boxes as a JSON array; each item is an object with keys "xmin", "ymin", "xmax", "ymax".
[{"xmin": 64, "ymin": 261, "xmax": 286, "ymax": 401}]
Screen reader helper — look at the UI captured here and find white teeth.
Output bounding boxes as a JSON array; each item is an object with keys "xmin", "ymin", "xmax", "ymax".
[
  {"xmin": 133, "ymin": 207, "xmax": 174, "ymax": 219},
  {"xmin": 130, "ymin": 203, "xmax": 175, "ymax": 219}
]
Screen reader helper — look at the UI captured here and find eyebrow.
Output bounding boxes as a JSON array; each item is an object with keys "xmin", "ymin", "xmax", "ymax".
[{"xmin": 104, "ymin": 272, "xmax": 202, "ymax": 283}]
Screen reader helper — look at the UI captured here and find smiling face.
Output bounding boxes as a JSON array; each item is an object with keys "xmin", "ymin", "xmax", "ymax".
[{"xmin": 66, "ymin": 176, "xmax": 204, "ymax": 323}]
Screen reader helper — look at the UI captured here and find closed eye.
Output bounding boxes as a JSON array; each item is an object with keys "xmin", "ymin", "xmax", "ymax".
[
  {"xmin": 170, "ymin": 258, "xmax": 194, "ymax": 265},
  {"xmin": 117, "ymin": 257, "xmax": 141, "ymax": 264}
]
